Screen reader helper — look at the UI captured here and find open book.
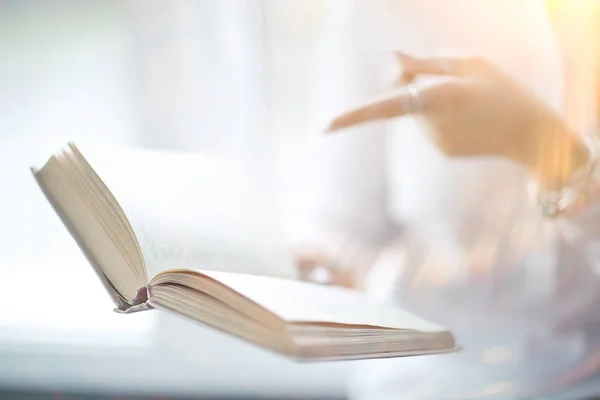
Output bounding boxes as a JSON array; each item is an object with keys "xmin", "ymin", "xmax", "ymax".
[{"xmin": 32, "ymin": 143, "xmax": 456, "ymax": 361}]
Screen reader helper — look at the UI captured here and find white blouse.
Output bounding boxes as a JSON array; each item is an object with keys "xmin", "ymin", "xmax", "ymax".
[{"xmin": 291, "ymin": 0, "xmax": 600, "ymax": 398}]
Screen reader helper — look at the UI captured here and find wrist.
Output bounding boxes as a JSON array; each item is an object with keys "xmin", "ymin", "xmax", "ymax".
[
  {"xmin": 526, "ymin": 131, "xmax": 598, "ymax": 218},
  {"xmin": 516, "ymin": 114, "xmax": 590, "ymax": 190}
]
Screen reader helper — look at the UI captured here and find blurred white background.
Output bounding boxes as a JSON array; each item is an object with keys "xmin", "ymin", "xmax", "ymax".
[
  {"xmin": 6, "ymin": 2, "xmax": 600, "ymax": 400},
  {"xmin": 0, "ymin": 0, "xmax": 352, "ymax": 398}
]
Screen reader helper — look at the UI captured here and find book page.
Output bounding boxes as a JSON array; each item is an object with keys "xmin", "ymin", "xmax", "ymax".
[
  {"xmin": 78, "ymin": 144, "xmax": 297, "ymax": 281},
  {"xmin": 199, "ymin": 271, "xmax": 447, "ymax": 333}
]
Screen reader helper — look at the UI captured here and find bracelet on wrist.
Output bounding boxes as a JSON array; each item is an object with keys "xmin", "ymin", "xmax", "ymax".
[{"xmin": 528, "ymin": 134, "xmax": 600, "ymax": 218}]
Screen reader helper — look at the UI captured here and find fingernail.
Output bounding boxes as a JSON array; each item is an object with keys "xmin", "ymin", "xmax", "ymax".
[
  {"xmin": 322, "ymin": 126, "xmax": 337, "ymax": 134},
  {"xmin": 322, "ymin": 121, "xmax": 340, "ymax": 134}
]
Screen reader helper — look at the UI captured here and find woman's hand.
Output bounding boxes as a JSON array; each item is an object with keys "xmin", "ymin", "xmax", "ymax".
[
  {"xmin": 325, "ymin": 53, "xmax": 589, "ymax": 190},
  {"xmin": 292, "ymin": 244, "xmax": 358, "ymax": 288},
  {"xmin": 292, "ymin": 234, "xmax": 385, "ymax": 290}
]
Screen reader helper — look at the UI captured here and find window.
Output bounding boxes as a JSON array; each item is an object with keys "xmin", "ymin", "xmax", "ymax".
[{"xmin": 0, "ymin": 1, "xmax": 350, "ymax": 396}]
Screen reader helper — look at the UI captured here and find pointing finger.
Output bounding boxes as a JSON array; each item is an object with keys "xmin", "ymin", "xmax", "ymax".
[{"xmin": 324, "ymin": 85, "xmax": 423, "ymax": 133}]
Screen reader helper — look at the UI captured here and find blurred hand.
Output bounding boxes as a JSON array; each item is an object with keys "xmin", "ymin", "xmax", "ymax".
[
  {"xmin": 325, "ymin": 53, "xmax": 589, "ymax": 189},
  {"xmin": 292, "ymin": 245, "xmax": 357, "ymax": 288},
  {"xmin": 292, "ymin": 239, "xmax": 382, "ymax": 290}
]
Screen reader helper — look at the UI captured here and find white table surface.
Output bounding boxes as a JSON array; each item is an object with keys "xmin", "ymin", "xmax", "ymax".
[{"xmin": 0, "ymin": 262, "xmax": 355, "ymax": 398}]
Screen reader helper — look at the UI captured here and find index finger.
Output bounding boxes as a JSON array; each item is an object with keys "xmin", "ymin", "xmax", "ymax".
[{"xmin": 324, "ymin": 87, "xmax": 417, "ymax": 133}]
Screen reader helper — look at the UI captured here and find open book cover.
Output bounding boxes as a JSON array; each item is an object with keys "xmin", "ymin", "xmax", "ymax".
[{"xmin": 31, "ymin": 142, "xmax": 457, "ymax": 361}]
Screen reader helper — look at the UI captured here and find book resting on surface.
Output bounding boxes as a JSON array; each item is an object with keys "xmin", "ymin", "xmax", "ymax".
[{"xmin": 31, "ymin": 142, "xmax": 457, "ymax": 361}]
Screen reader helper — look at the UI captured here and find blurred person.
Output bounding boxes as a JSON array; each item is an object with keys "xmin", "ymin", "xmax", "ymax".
[{"xmin": 289, "ymin": 0, "xmax": 600, "ymax": 398}]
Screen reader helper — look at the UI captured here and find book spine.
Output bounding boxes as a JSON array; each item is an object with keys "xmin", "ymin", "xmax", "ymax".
[{"xmin": 114, "ymin": 286, "xmax": 153, "ymax": 313}]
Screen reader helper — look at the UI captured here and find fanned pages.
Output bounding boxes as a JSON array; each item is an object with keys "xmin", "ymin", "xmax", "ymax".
[{"xmin": 32, "ymin": 143, "xmax": 458, "ymax": 361}]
